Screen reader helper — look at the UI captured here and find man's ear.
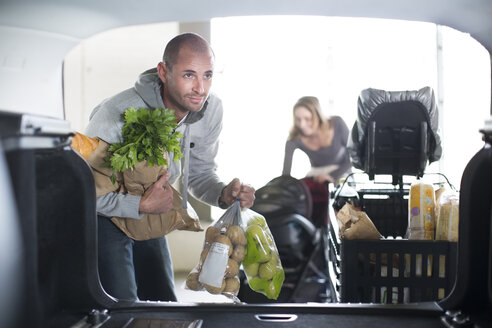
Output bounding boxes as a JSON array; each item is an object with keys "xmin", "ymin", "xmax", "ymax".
[{"xmin": 157, "ymin": 62, "xmax": 168, "ymax": 83}]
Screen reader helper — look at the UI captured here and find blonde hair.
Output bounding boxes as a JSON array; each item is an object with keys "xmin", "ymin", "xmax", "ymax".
[{"xmin": 288, "ymin": 96, "xmax": 332, "ymax": 146}]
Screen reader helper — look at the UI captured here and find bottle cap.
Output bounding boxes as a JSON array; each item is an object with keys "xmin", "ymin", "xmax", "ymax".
[
  {"xmin": 480, "ymin": 116, "xmax": 492, "ymax": 144},
  {"xmin": 482, "ymin": 115, "xmax": 492, "ymax": 134}
]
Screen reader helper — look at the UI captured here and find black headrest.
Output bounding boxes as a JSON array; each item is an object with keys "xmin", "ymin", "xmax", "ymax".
[{"xmin": 348, "ymin": 87, "xmax": 442, "ymax": 171}]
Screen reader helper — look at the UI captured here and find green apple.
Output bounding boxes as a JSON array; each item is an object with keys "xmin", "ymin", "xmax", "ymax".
[
  {"xmin": 265, "ymin": 280, "xmax": 278, "ymax": 299},
  {"xmin": 264, "ymin": 231, "xmax": 274, "ymax": 248},
  {"xmin": 267, "ymin": 254, "xmax": 278, "ymax": 267},
  {"xmin": 249, "ymin": 277, "xmax": 268, "ymax": 291},
  {"xmin": 259, "ymin": 261, "xmax": 276, "ymax": 279},
  {"xmin": 243, "ymin": 262, "xmax": 259, "ymax": 277},
  {"xmin": 246, "ymin": 224, "xmax": 269, "ymax": 248},
  {"xmin": 257, "ymin": 243, "xmax": 271, "ymax": 263},
  {"xmin": 248, "ymin": 216, "xmax": 267, "ymax": 228}
]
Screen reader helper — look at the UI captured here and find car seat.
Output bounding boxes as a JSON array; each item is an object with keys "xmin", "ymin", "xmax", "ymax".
[
  {"xmin": 348, "ymin": 86, "xmax": 442, "ymax": 186},
  {"xmin": 340, "ymin": 86, "xmax": 443, "ymax": 237}
]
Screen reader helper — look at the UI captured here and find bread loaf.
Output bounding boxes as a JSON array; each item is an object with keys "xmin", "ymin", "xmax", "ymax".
[
  {"xmin": 435, "ymin": 190, "xmax": 459, "ymax": 241},
  {"xmin": 71, "ymin": 132, "xmax": 99, "ymax": 159}
]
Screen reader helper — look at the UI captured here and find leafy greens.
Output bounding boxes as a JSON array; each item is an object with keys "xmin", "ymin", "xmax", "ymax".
[{"xmin": 104, "ymin": 106, "xmax": 183, "ymax": 183}]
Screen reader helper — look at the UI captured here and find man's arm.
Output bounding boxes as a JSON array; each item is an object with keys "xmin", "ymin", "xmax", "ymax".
[
  {"xmin": 97, "ymin": 172, "xmax": 174, "ymax": 218},
  {"xmin": 96, "ymin": 193, "xmax": 142, "ymax": 218}
]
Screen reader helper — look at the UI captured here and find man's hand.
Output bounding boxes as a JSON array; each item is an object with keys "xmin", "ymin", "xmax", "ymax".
[
  {"xmin": 220, "ymin": 178, "xmax": 255, "ymax": 209},
  {"xmin": 139, "ymin": 173, "xmax": 174, "ymax": 214}
]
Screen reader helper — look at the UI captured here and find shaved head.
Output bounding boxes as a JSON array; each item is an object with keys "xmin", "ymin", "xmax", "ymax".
[{"xmin": 163, "ymin": 33, "xmax": 214, "ymax": 70}]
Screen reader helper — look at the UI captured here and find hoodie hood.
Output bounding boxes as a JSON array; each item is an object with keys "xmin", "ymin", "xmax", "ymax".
[
  {"xmin": 135, "ymin": 68, "xmax": 208, "ymax": 124},
  {"xmin": 134, "ymin": 68, "xmax": 165, "ymax": 109}
]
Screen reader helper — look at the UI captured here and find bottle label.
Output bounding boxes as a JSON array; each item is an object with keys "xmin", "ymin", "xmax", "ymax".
[{"xmin": 199, "ymin": 242, "xmax": 229, "ymax": 287}]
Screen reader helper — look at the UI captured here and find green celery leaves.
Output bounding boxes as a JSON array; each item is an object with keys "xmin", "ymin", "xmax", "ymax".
[{"xmin": 103, "ymin": 107, "xmax": 183, "ymax": 183}]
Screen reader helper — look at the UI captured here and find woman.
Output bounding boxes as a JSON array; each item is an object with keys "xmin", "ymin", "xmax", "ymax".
[
  {"xmin": 282, "ymin": 96, "xmax": 352, "ymax": 184},
  {"xmin": 282, "ymin": 96, "xmax": 352, "ymax": 226}
]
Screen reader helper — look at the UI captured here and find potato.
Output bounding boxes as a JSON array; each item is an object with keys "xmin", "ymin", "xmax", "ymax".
[
  {"xmin": 225, "ymin": 258, "xmax": 239, "ymax": 278},
  {"xmin": 226, "ymin": 225, "xmax": 247, "ymax": 246},
  {"xmin": 185, "ymin": 272, "xmax": 202, "ymax": 291},
  {"xmin": 200, "ymin": 245, "xmax": 210, "ymax": 265},
  {"xmin": 224, "ymin": 276, "xmax": 240, "ymax": 293},
  {"xmin": 205, "ymin": 226, "xmax": 220, "ymax": 243},
  {"xmin": 215, "ymin": 234, "xmax": 233, "ymax": 256},
  {"xmin": 203, "ymin": 279, "xmax": 226, "ymax": 294},
  {"xmin": 231, "ymin": 244, "xmax": 245, "ymax": 262}
]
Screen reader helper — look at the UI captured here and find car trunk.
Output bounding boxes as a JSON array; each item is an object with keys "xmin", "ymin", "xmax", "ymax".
[{"xmin": 1, "ymin": 110, "xmax": 491, "ymax": 327}]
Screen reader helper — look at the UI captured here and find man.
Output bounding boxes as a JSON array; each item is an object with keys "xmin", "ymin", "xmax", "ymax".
[{"xmin": 85, "ymin": 33, "xmax": 255, "ymax": 302}]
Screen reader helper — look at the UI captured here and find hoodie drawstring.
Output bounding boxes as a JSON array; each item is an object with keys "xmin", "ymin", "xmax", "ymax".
[{"xmin": 181, "ymin": 124, "xmax": 191, "ymax": 209}]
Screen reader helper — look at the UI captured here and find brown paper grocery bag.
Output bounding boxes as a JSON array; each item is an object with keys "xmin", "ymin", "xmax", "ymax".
[
  {"xmin": 111, "ymin": 186, "xmax": 202, "ymax": 241},
  {"xmin": 85, "ymin": 137, "xmax": 203, "ymax": 240},
  {"xmin": 336, "ymin": 203, "xmax": 382, "ymax": 240}
]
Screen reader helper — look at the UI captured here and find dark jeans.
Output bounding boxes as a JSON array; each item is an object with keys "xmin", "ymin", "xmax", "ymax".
[{"xmin": 97, "ymin": 215, "xmax": 177, "ymax": 301}]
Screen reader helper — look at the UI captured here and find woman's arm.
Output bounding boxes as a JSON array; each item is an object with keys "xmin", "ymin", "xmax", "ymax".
[{"xmin": 282, "ymin": 139, "xmax": 297, "ymax": 175}]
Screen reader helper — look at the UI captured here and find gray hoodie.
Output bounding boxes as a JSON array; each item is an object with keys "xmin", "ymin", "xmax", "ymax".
[{"xmin": 85, "ymin": 68, "xmax": 226, "ymax": 219}]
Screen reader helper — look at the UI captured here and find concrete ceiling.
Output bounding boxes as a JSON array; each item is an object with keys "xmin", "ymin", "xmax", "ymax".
[{"xmin": 1, "ymin": 0, "xmax": 492, "ymax": 52}]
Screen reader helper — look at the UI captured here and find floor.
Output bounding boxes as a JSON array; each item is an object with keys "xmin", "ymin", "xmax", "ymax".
[{"xmin": 174, "ymin": 271, "xmax": 234, "ymax": 303}]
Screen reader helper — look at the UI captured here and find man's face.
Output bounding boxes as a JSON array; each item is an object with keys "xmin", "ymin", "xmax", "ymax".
[{"xmin": 158, "ymin": 46, "xmax": 214, "ymax": 118}]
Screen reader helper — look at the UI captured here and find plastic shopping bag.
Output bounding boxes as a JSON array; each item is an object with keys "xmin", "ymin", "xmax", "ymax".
[
  {"xmin": 435, "ymin": 188, "xmax": 459, "ymax": 242},
  {"xmin": 185, "ymin": 200, "xmax": 246, "ymax": 299},
  {"xmin": 241, "ymin": 209, "xmax": 285, "ymax": 300}
]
